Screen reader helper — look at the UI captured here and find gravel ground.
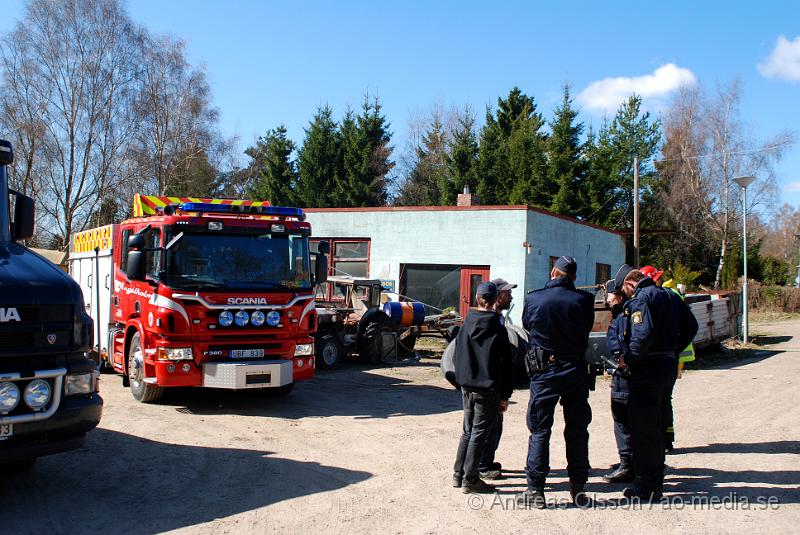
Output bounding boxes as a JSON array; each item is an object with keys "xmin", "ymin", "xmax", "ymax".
[{"xmin": 2, "ymin": 319, "xmax": 799, "ymax": 534}]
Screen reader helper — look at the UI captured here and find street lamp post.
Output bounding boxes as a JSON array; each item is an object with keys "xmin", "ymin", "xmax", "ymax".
[
  {"xmin": 734, "ymin": 176, "xmax": 756, "ymax": 344},
  {"xmin": 795, "ymin": 233, "xmax": 800, "ymax": 288}
]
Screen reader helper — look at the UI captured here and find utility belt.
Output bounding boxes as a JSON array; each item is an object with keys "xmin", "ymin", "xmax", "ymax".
[{"xmin": 525, "ymin": 346, "xmax": 583, "ymax": 374}]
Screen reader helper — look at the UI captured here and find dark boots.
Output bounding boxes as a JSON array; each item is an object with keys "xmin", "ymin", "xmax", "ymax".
[
  {"xmin": 517, "ymin": 477, "xmax": 546, "ymax": 509},
  {"xmin": 602, "ymin": 458, "xmax": 634, "ymax": 483},
  {"xmin": 570, "ymin": 481, "xmax": 591, "ymax": 508}
]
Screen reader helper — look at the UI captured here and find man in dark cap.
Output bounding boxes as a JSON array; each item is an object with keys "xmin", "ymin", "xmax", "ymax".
[
  {"xmin": 477, "ymin": 277, "xmax": 518, "ymax": 480},
  {"xmin": 518, "ymin": 256, "xmax": 595, "ymax": 508},
  {"xmin": 452, "ymin": 282, "xmax": 514, "ymax": 494},
  {"xmin": 613, "ymin": 266, "xmax": 698, "ymax": 501}
]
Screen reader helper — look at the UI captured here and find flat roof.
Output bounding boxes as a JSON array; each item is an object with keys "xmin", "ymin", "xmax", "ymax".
[{"xmin": 304, "ymin": 205, "xmax": 626, "ymax": 236}]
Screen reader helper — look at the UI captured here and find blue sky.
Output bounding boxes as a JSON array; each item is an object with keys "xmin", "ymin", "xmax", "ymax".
[{"xmin": 2, "ymin": 0, "xmax": 799, "ymax": 207}]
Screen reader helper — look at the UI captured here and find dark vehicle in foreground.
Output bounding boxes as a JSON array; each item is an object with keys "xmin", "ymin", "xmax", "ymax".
[{"xmin": 0, "ymin": 139, "xmax": 102, "ymax": 471}]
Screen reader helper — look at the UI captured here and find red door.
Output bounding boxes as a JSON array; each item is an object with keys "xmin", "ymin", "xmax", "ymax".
[{"xmin": 459, "ymin": 267, "xmax": 490, "ymax": 318}]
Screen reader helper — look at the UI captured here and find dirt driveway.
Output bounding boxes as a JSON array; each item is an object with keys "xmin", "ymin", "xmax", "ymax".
[{"xmin": 2, "ymin": 319, "xmax": 800, "ymax": 534}]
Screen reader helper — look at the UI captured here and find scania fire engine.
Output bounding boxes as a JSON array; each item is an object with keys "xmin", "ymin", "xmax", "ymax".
[{"xmin": 69, "ymin": 195, "xmax": 328, "ymax": 403}]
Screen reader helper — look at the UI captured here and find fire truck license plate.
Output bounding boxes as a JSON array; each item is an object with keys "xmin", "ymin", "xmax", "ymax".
[
  {"xmin": 0, "ymin": 424, "xmax": 12, "ymax": 439},
  {"xmin": 230, "ymin": 349, "xmax": 265, "ymax": 359}
]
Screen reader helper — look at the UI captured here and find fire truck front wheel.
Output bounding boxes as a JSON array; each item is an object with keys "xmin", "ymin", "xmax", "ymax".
[
  {"xmin": 128, "ymin": 332, "xmax": 164, "ymax": 403},
  {"xmin": 316, "ymin": 334, "xmax": 343, "ymax": 370}
]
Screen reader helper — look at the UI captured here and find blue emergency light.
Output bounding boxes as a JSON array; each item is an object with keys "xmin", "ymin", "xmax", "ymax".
[{"xmin": 176, "ymin": 202, "xmax": 305, "ymax": 220}]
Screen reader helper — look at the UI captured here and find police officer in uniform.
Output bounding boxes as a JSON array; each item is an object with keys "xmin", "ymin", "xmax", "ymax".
[
  {"xmin": 614, "ymin": 265, "xmax": 698, "ymax": 501},
  {"xmin": 518, "ymin": 256, "xmax": 595, "ymax": 508},
  {"xmin": 602, "ymin": 278, "xmax": 635, "ymax": 483}
]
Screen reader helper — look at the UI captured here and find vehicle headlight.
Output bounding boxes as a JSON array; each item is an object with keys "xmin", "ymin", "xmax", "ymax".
[
  {"xmin": 218, "ymin": 310, "xmax": 234, "ymax": 327},
  {"xmin": 64, "ymin": 372, "xmax": 97, "ymax": 395},
  {"xmin": 266, "ymin": 311, "xmax": 280, "ymax": 327},
  {"xmin": 294, "ymin": 343, "xmax": 314, "ymax": 356},
  {"xmin": 235, "ymin": 310, "xmax": 250, "ymax": 326},
  {"xmin": 250, "ymin": 310, "xmax": 266, "ymax": 326},
  {"xmin": 159, "ymin": 347, "xmax": 194, "ymax": 361},
  {"xmin": 24, "ymin": 379, "xmax": 51, "ymax": 410},
  {"xmin": 0, "ymin": 382, "xmax": 20, "ymax": 413}
]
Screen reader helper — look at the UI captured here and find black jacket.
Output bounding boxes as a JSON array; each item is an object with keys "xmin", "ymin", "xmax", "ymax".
[
  {"xmin": 621, "ymin": 278, "xmax": 699, "ymax": 366},
  {"xmin": 454, "ymin": 309, "xmax": 513, "ymax": 400},
  {"xmin": 522, "ymin": 276, "xmax": 595, "ymax": 360}
]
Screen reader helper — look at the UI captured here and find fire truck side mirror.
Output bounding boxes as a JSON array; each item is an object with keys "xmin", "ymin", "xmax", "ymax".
[
  {"xmin": 11, "ymin": 193, "xmax": 34, "ymax": 241},
  {"xmin": 127, "ymin": 250, "xmax": 146, "ymax": 281},
  {"xmin": 128, "ymin": 233, "xmax": 145, "ymax": 250},
  {"xmin": 314, "ymin": 253, "xmax": 328, "ymax": 286},
  {"xmin": 316, "ymin": 240, "xmax": 330, "ymax": 255}
]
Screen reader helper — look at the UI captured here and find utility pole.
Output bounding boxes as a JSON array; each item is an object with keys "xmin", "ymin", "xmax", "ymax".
[{"xmin": 633, "ymin": 155, "xmax": 640, "ymax": 267}]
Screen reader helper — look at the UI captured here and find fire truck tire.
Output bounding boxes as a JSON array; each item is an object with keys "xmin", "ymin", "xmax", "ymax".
[
  {"xmin": 316, "ymin": 334, "xmax": 343, "ymax": 369},
  {"xmin": 128, "ymin": 332, "xmax": 164, "ymax": 403}
]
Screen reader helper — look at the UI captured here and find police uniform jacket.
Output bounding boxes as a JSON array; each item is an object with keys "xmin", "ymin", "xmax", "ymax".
[
  {"xmin": 606, "ymin": 301, "xmax": 627, "ymax": 356},
  {"xmin": 621, "ymin": 278, "xmax": 698, "ymax": 367},
  {"xmin": 522, "ymin": 276, "xmax": 595, "ymax": 361}
]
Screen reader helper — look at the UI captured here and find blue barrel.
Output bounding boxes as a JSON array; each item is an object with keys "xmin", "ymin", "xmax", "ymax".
[{"xmin": 383, "ymin": 301, "xmax": 426, "ymax": 326}]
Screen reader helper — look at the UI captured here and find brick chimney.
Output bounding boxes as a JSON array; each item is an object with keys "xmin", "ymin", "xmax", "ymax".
[{"xmin": 457, "ymin": 185, "xmax": 479, "ymax": 207}]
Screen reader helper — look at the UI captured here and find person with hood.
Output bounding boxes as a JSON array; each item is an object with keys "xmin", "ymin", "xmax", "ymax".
[{"xmin": 452, "ymin": 282, "xmax": 514, "ymax": 494}]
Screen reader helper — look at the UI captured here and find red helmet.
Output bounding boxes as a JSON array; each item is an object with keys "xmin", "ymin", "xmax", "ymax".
[{"xmin": 640, "ymin": 265, "xmax": 664, "ymax": 282}]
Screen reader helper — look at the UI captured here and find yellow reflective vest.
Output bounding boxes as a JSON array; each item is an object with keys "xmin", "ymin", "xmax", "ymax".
[{"xmin": 668, "ymin": 287, "xmax": 695, "ymax": 363}]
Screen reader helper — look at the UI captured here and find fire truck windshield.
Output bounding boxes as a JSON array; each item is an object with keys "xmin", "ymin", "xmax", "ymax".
[{"xmin": 164, "ymin": 232, "xmax": 312, "ymax": 291}]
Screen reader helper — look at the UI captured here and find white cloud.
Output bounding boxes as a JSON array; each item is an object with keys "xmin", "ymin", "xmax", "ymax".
[
  {"xmin": 758, "ymin": 35, "xmax": 800, "ymax": 82},
  {"xmin": 784, "ymin": 181, "xmax": 800, "ymax": 193},
  {"xmin": 577, "ymin": 63, "xmax": 696, "ymax": 112}
]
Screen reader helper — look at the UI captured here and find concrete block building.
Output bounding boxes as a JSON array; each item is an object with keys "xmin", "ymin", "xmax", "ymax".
[{"xmin": 305, "ymin": 199, "xmax": 625, "ymax": 325}]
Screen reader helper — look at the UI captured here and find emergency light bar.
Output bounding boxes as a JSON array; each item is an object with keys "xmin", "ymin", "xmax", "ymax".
[{"xmin": 175, "ymin": 202, "xmax": 306, "ymax": 220}]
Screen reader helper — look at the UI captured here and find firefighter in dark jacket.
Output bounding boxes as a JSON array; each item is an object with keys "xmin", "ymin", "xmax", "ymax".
[
  {"xmin": 518, "ymin": 256, "xmax": 595, "ymax": 509},
  {"xmin": 614, "ymin": 265, "xmax": 698, "ymax": 501},
  {"xmin": 452, "ymin": 282, "xmax": 514, "ymax": 494}
]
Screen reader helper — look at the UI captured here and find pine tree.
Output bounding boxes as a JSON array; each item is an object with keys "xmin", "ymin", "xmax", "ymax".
[
  {"xmin": 246, "ymin": 126, "xmax": 298, "ymax": 206},
  {"xmin": 476, "ymin": 87, "xmax": 548, "ymax": 206},
  {"xmin": 296, "ymin": 105, "xmax": 341, "ymax": 208},
  {"xmin": 446, "ymin": 108, "xmax": 479, "ymax": 203},
  {"xmin": 548, "ymin": 84, "xmax": 586, "ymax": 215},
  {"xmin": 338, "ymin": 95, "xmax": 393, "ymax": 206},
  {"xmin": 582, "ymin": 95, "xmax": 660, "ymax": 229}
]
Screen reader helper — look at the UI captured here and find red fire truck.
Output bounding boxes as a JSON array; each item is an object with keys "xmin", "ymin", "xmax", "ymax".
[{"xmin": 69, "ymin": 195, "xmax": 329, "ymax": 403}]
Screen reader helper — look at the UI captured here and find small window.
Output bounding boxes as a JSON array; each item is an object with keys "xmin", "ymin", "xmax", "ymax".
[
  {"xmin": 595, "ymin": 263, "xmax": 611, "ymax": 285},
  {"xmin": 334, "ymin": 242, "xmax": 369, "ymax": 259},
  {"xmin": 145, "ymin": 228, "xmax": 162, "ymax": 279},
  {"xmin": 120, "ymin": 229, "xmax": 132, "ymax": 273}
]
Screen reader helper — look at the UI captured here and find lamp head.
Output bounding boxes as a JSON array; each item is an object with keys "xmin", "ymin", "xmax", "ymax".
[{"xmin": 733, "ymin": 176, "xmax": 756, "ymax": 189}]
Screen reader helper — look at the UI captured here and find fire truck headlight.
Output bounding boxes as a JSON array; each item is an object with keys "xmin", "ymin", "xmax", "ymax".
[
  {"xmin": 23, "ymin": 379, "xmax": 51, "ymax": 410},
  {"xmin": 235, "ymin": 310, "xmax": 250, "ymax": 326},
  {"xmin": 266, "ymin": 311, "xmax": 280, "ymax": 327},
  {"xmin": 64, "ymin": 372, "xmax": 97, "ymax": 395},
  {"xmin": 159, "ymin": 347, "xmax": 194, "ymax": 361},
  {"xmin": 250, "ymin": 310, "xmax": 266, "ymax": 326},
  {"xmin": 294, "ymin": 343, "xmax": 314, "ymax": 357},
  {"xmin": 0, "ymin": 382, "xmax": 20, "ymax": 413},
  {"xmin": 218, "ymin": 310, "xmax": 234, "ymax": 327}
]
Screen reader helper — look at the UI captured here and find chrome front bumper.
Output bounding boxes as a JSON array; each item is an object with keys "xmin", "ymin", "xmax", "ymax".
[{"xmin": 201, "ymin": 360, "xmax": 293, "ymax": 389}]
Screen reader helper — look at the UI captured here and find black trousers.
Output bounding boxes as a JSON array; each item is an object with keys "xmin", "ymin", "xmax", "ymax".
[
  {"xmin": 627, "ymin": 356, "xmax": 678, "ymax": 492},
  {"xmin": 479, "ymin": 412, "xmax": 503, "ymax": 471},
  {"xmin": 525, "ymin": 360, "xmax": 592, "ymax": 487},
  {"xmin": 610, "ymin": 373, "xmax": 632, "ymax": 461},
  {"xmin": 453, "ymin": 389, "xmax": 500, "ymax": 482}
]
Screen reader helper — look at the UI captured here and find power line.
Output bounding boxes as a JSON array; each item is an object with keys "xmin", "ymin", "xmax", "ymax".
[{"xmin": 653, "ymin": 140, "xmax": 796, "ymax": 164}]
